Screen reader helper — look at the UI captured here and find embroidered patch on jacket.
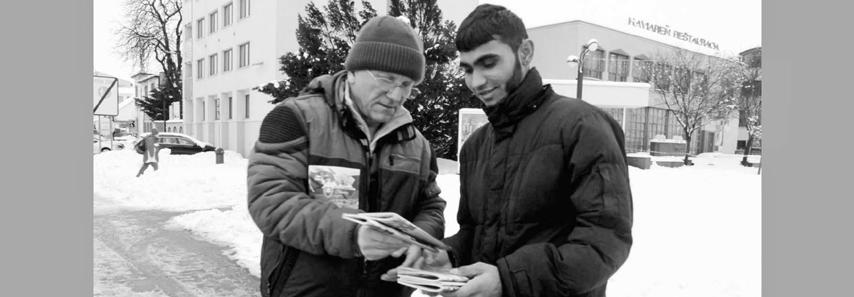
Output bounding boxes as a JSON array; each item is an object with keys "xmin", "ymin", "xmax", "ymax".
[{"xmin": 307, "ymin": 165, "xmax": 360, "ymax": 210}]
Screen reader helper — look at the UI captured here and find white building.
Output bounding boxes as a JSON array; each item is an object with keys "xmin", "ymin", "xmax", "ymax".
[
  {"xmin": 182, "ymin": 0, "xmax": 477, "ymax": 156},
  {"xmin": 526, "ymin": 20, "xmax": 743, "ymax": 154}
]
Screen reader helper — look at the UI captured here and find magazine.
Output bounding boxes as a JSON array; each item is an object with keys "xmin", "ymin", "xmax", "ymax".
[
  {"xmin": 341, "ymin": 212, "xmax": 450, "ymax": 253},
  {"xmin": 396, "ymin": 267, "xmax": 469, "ymax": 293}
]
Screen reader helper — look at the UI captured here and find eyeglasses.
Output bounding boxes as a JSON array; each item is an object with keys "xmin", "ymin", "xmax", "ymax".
[{"xmin": 366, "ymin": 71, "xmax": 414, "ymax": 96}]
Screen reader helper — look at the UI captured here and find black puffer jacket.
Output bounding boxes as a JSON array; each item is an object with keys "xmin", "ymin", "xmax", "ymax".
[
  {"xmin": 445, "ymin": 69, "xmax": 633, "ymax": 297},
  {"xmin": 247, "ymin": 71, "xmax": 446, "ymax": 297}
]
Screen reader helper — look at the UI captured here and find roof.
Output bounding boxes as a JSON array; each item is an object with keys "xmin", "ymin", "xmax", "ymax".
[
  {"xmin": 93, "ymin": 70, "xmax": 134, "ymax": 87},
  {"xmin": 527, "ymin": 19, "xmax": 726, "ymax": 58}
]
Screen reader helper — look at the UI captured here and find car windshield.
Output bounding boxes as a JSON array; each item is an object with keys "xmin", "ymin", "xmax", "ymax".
[{"xmin": 176, "ymin": 137, "xmax": 195, "ymax": 145}]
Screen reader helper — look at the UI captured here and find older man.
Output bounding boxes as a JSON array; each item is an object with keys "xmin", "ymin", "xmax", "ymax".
[{"xmin": 247, "ymin": 16, "xmax": 446, "ymax": 297}]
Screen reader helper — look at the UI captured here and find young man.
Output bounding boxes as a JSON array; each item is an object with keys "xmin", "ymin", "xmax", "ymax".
[
  {"xmin": 246, "ymin": 16, "xmax": 446, "ymax": 297},
  {"xmin": 420, "ymin": 4, "xmax": 634, "ymax": 297},
  {"xmin": 135, "ymin": 128, "xmax": 160, "ymax": 177}
]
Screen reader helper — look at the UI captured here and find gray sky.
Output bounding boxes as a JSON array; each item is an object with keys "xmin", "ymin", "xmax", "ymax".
[
  {"xmin": 94, "ymin": 0, "xmax": 136, "ymax": 81},
  {"xmin": 481, "ymin": 0, "xmax": 761, "ymax": 56},
  {"xmin": 94, "ymin": 0, "xmax": 761, "ymax": 81}
]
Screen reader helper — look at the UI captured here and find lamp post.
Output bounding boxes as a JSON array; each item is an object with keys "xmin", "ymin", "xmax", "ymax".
[{"xmin": 566, "ymin": 39, "xmax": 600, "ymax": 100}]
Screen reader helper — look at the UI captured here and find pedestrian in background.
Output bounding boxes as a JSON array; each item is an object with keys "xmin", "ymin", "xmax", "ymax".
[{"xmin": 135, "ymin": 128, "xmax": 161, "ymax": 177}]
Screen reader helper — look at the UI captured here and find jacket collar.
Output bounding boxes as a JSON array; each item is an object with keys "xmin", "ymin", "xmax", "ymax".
[
  {"xmin": 482, "ymin": 68, "xmax": 550, "ymax": 140},
  {"xmin": 300, "ymin": 70, "xmax": 416, "ymax": 150}
]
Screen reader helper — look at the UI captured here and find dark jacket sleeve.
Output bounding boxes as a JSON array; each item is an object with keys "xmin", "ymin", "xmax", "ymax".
[
  {"xmin": 443, "ymin": 140, "xmax": 476, "ymax": 266},
  {"xmin": 247, "ymin": 103, "xmax": 361, "ymax": 258},
  {"xmin": 410, "ymin": 140, "xmax": 447, "ymax": 242},
  {"xmin": 496, "ymin": 112, "xmax": 634, "ymax": 296}
]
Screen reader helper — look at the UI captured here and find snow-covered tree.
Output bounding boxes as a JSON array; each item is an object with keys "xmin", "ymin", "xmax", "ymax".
[
  {"xmin": 638, "ymin": 49, "xmax": 744, "ymax": 165},
  {"xmin": 136, "ymin": 87, "xmax": 178, "ymax": 122},
  {"xmin": 737, "ymin": 48, "xmax": 762, "ymax": 166}
]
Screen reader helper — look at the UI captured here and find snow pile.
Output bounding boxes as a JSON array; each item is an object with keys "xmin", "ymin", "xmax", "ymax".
[
  {"xmin": 607, "ymin": 155, "xmax": 761, "ymax": 297},
  {"xmin": 93, "ymin": 149, "xmax": 248, "ymax": 212},
  {"xmin": 94, "ymin": 151, "xmax": 760, "ymax": 297},
  {"xmin": 165, "ymin": 207, "xmax": 262, "ymax": 277}
]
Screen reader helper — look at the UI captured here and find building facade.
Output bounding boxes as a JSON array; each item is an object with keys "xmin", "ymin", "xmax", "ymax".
[
  {"xmin": 182, "ymin": 0, "xmax": 477, "ymax": 156},
  {"xmin": 527, "ymin": 20, "xmax": 744, "ymax": 154}
]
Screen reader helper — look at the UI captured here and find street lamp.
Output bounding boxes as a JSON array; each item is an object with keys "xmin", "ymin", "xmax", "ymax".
[{"xmin": 566, "ymin": 39, "xmax": 600, "ymax": 100}]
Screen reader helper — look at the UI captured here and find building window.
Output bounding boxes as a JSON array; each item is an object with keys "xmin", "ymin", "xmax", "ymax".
[
  {"xmin": 209, "ymin": 11, "xmax": 218, "ymax": 34},
  {"xmin": 209, "ymin": 53, "xmax": 218, "ymax": 76},
  {"xmin": 184, "ymin": 62, "xmax": 192, "ymax": 81},
  {"xmin": 653, "ymin": 62, "xmax": 672, "ymax": 90},
  {"xmin": 632, "ymin": 58, "xmax": 652, "ymax": 83},
  {"xmin": 245, "ymin": 94, "xmax": 250, "ymax": 119},
  {"xmin": 200, "ymin": 100, "xmax": 206, "ymax": 121},
  {"xmin": 582, "ymin": 49, "xmax": 605, "ymax": 79},
  {"xmin": 239, "ymin": 0, "xmax": 250, "ymax": 19},
  {"xmin": 239, "ymin": 42, "xmax": 250, "ymax": 68},
  {"xmin": 228, "ymin": 96, "xmax": 233, "ymax": 119},
  {"xmin": 196, "ymin": 18, "xmax": 204, "ymax": 39},
  {"xmin": 215, "ymin": 98, "xmax": 221, "ymax": 120},
  {"xmin": 607, "ymin": 52, "xmax": 629, "ymax": 82},
  {"xmin": 185, "ymin": 23, "xmax": 192, "ymax": 41},
  {"xmin": 223, "ymin": 48, "xmax": 233, "ymax": 72},
  {"xmin": 223, "ymin": 3, "xmax": 233, "ymax": 27},
  {"xmin": 196, "ymin": 59, "xmax": 204, "ymax": 79}
]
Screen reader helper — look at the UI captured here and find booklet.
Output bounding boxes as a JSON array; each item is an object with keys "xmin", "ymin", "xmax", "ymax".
[
  {"xmin": 341, "ymin": 212, "xmax": 450, "ymax": 253},
  {"xmin": 396, "ymin": 267, "xmax": 469, "ymax": 293}
]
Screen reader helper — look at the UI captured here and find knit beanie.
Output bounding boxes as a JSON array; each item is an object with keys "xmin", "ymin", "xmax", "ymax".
[{"xmin": 345, "ymin": 16, "xmax": 425, "ymax": 83}]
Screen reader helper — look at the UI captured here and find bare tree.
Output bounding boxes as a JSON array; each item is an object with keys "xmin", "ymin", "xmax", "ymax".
[
  {"xmin": 117, "ymin": 0, "xmax": 183, "ymax": 117},
  {"xmin": 639, "ymin": 49, "xmax": 743, "ymax": 164}
]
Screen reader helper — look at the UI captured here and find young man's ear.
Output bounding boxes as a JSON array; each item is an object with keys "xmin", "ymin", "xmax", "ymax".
[
  {"xmin": 518, "ymin": 39, "xmax": 535, "ymax": 67},
  {"xmin": 346, "ymin": 71, "xmax": 357, "ymax": 84}
]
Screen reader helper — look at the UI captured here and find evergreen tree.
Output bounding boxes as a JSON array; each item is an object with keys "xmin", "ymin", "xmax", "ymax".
[
  {"xmin": 136, "ymin": 87, "xmax": 180, "ymax": 121},
  {"xmin": 256, "ymin": 0, "xmax": 479, "ymax": 159}
]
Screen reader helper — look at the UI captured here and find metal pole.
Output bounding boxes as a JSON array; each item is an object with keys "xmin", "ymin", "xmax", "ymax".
[
  {"xmin": 97, "ymin": 115, "xmax": 102, "ymax": 151},
  {"xmin": 163, "ymin": 95, "xmax": 167, "ymax": 131},
  {"xmin": 577, "ymin": 64, "xmax": 583, "ymax": 100}
]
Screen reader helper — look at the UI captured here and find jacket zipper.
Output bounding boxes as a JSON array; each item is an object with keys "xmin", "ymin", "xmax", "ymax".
[{"xmin": 360, "ymin": 141, "xmax": 372, "ymax": 292}]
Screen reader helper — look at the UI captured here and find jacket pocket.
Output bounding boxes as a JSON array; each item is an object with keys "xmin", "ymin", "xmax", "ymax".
[
  {"xmin": 268, "ymin": 246, "xmax": 299, "ymax": 297},
  {"xmin": 385, "ymin": 153, "xmax": 421, "ymax": 175}
]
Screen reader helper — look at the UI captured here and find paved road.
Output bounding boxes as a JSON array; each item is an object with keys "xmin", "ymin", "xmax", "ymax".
[{"xmin": 94, "ymin": 207, "xmax": 259, "ymax": 296}]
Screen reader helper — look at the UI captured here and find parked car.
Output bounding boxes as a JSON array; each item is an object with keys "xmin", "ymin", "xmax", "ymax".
[
  {"xmin": 134, "ymin": 132, "xmax": 216, "ymax": 155},
  {"xmin": 93, "ymin": 135, "xmax": 124, "ymax": 154}
]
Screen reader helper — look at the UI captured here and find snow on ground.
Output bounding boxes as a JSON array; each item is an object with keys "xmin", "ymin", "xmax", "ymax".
[
  {"xmin": 94, "ymin": 150, "xmax": 760, "ymax": 297},
  {"xmin": 164, "ymin": 208, "xmax": 262, "ymax": 277},
  {"xmin": 93, "ymin": 149, "xmax": 248, "ymax": 212}
]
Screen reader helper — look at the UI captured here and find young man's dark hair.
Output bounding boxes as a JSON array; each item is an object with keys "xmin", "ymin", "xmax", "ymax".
[{"xmin": 455, "ymin": 4, "xmax": 528, "ymax": 52}]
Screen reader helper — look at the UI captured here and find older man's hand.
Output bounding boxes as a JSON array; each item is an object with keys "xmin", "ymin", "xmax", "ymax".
[{"xmin": 356, "ymin": 225, "xmax": 409, "ymax": 261}]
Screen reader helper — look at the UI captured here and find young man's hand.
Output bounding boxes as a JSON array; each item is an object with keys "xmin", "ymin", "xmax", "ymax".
[
  {"xmin": 356, "ymin": 225, "xmax": 409, "ymax": 260},
  {"xmin": 443, "ymin": 262, "xmax": 502, "ymax": 297}
]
